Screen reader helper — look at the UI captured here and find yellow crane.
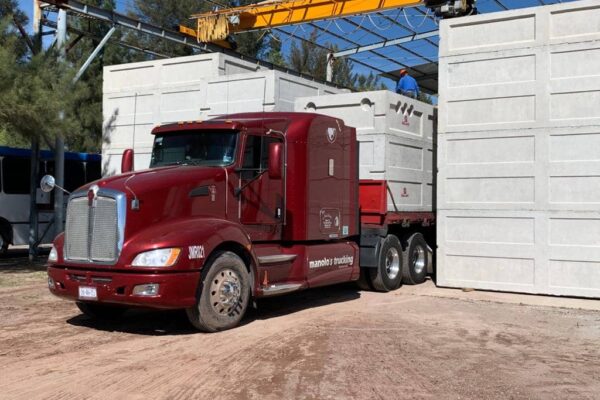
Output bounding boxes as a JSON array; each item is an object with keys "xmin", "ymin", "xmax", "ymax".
[{"xmin": 179, "ymin": 0, "xmax": 476, "ymax": 48}]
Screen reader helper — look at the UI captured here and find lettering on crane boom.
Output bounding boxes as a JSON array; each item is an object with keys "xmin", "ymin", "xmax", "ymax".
[{"xmin": 309, "ymin": 255, "xmax": 354, "ymax": 269}]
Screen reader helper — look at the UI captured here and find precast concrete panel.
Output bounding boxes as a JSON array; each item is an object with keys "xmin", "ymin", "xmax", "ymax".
[
  {"xmin": 201, "ymin": 71, "xmax": 344, "ymax": 118},
  {"xmin": 295, "ymin": 90, "xmax": 434, "ymax": 140},
  {"xmin": 103, "ymin": 61, "xmax": 342, "ymax": 175},
  {"xmin": 103, "ymin": 53, "xmax": 261, "ymax": 175},
  {"xmin": 295, "ymin": 90, "xmax": 435, "ymax": 212},
  {"xmin": 103, "ymin": 53, "xmax": 263, "ymax": 94},
  {"xmin": 437, "ymin": 0, "xmax": 600, "ymax": 297}
]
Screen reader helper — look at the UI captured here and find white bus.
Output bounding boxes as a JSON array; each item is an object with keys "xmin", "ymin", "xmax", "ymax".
[{"xmin": 0, "ymin": 146, "xmax": 101, "ymax": 254}]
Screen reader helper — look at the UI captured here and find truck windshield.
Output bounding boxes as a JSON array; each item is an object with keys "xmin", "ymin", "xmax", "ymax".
[{"xmin": 150, "ymin": 131, "xmax": 237, "ymax": 168}]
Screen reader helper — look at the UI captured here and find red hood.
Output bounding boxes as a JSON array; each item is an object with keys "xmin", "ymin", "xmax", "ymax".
[
  {"xmin": 77, "ymin": 165, "xmax": 225, "ymax": 197},
  {"xmin": 74, "ymin": 165, "xmax": 231, "ymax": 243}
]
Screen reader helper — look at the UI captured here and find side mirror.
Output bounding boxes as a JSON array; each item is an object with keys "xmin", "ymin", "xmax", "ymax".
[
  {"xmin": 121, "ymin": 148, "xmax": 134, "ymax": 174},
  {"xmin": 40, "ymin": 175, "xmax": 56, "ymax": 193},
  {"xmin": 268, "ymin": 142, "xmax": 283, "ymax": 180}
]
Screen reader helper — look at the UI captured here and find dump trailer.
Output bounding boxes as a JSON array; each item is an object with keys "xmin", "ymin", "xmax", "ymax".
[{"xmin": 46, "ymin": 112, "xmax": 434, "ymax": 331}]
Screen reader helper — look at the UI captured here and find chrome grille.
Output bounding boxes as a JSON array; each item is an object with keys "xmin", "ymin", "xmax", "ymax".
[
  {"xmin": 64, "ymin": 189, "xmax": 125, "ymax": 264},
  {"xmin": 90, "ymin": 197, "xmax": 118, "ymax": 262},
  {"xmin": 65, "ymin": 198, "xmax": 90, "ymax": 261}
]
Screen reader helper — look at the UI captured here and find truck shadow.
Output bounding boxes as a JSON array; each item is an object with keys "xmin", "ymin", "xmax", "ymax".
[{"xmin": 66, "ymin": 283, "xmax": 361, "ymax": 336}]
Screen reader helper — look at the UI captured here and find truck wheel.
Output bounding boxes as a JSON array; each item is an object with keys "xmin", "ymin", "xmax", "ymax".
[
  {"xmin": 186, "ymin": 251, "xmax": 250, "ymax": 332},
  {"xmin": 402, "ymin": 233, "xmax": 428, "ymax": 285},
  {"xmin": 356, "ymin": 267, "xmax": 373, "ymax": 291},
  {"xmin": 369, "ymin": 235, "xmax": 403, "ymax": 292},
  {"xmin": 76, "ymin": 302, "xmax": 126, "ymax": 320},
  {"xmin": 0, "ymin": 233, "xmax": 7, "ymax": 256}
]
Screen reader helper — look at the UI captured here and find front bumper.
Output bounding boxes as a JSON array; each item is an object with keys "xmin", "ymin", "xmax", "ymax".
[{"xmin": 47, "ymin": 266, "xmax": 200, "ymax": 309}]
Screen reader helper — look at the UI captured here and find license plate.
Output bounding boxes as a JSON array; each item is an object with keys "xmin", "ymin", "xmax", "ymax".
[{"xmin": 78, "ymin": 286, "xmax": 97, "ymax": 300}]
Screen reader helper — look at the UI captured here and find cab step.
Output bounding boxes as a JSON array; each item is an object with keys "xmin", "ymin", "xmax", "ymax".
[
  {"xmin": 260, "ymin": 283, "xmax": 302, "ymax": 297},
  {"xmin": 257, "ymin": 254, "xmax": 297, "ymax": 265}
]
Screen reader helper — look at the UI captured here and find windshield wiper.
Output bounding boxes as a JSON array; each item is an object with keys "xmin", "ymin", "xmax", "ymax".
[
  {"xmin": 185, "ymin": 159, "xmax": 210, "ymax": 166},
  {"xmin": 160, "ymin": 161, "xmax": 186, "ymax": 166}
]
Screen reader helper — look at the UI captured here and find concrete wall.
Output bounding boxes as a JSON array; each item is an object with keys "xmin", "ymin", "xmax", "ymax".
[
  {"xmin": 437, "ymin": 0, "xmax": 600, "ymax": 297},
  {"xmin": 296, "ymin": 90, "xmax": 435, "ymax": 213},
  {"xmin": 102, "ymin": 55, "xmax": 342, "ymax": 175},
  {"xmin": 201, "ymin": 70, "xmax": 343, "ymax": 118}
]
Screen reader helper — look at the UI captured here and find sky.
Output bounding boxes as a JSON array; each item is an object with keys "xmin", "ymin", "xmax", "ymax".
[{"xmin": 14, "ymin": 0, "xmax": 577, "ymax": 90}]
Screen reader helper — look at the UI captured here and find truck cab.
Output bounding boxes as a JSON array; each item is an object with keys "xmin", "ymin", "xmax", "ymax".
[{"xmin": 47, "ymin": 112, "xmax": 363, "ymax": 332}]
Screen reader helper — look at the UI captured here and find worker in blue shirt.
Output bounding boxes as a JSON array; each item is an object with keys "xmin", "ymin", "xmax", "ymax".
[{"xmin": 395, "ymin": 69, "xmax": 420, "ymax": 98}]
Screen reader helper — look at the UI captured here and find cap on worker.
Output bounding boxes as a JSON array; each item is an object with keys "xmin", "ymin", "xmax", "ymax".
[{"xmin": 400, "ymin": 69, "xmax": 407, "ymax": 76}]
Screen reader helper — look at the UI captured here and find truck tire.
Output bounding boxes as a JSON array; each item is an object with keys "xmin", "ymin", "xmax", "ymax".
[
  {"xmin": 76, "ymin": 302, "xmax": 126, "ymax": 320},
  {"xmin": 186, "ymin": 251, "xmax": 250, "ymax": 332},
  {"xmin": 0, "ymin": 220, "xmax": 10, "ymax": 256},
  {"xmin": 369, "ymin": 235, "xmax": 403, "ymax": 292},
  {"xmin": 0, "ymin": 233, "xmax": 8, "ymax": 256},
  {"xmin": 401, "ymin": 233, "xmax": 428, "ymax": 285}
]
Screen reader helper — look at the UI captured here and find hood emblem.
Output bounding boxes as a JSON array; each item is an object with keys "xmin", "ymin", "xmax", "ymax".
[
  {"xmin": 88, "ymin": 185, "xmax": 99, "ymax": 207},
  {"xmin": 327, "ymin": 127, "xmax": 337, "ymax": 143}
]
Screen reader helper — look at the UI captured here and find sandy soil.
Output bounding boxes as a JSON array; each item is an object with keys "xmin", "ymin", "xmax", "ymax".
[{"xmin": 1, "ymin": 256, "xmax": 599, "ymax": 400}]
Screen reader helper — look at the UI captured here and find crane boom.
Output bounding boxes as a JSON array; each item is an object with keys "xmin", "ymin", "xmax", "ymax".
[{"xmin": 179, "ymin": 0, "xmax": 476, "ymax": 46}]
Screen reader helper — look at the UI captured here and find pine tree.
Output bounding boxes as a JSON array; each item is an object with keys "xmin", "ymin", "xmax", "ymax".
[
  {"xmin": 0, "ymin": 2, "xmax": 97, "ymax": 151},
  {"xmin": 288, "ymin": 29, "xmax": 385, "ymax": 91},
  {"xmin": 65, "ymin": 0, "xmax": 137, "ymax": 152},
  {"xmin": 355, "ymin": 72, "xmax": 386, "ymax": 91},
  {"xmin": 289, "ymin": 30, "xmax": 328, "ymax": 80},
  {"xmin": 265, "ymin": 33, "xmax": 286, "ymax": 67}
]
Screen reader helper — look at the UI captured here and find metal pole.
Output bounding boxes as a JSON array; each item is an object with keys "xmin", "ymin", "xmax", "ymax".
[
  {"xmin": 28, "ymin": 140, "xmax": 40, "ymax": 260},
  {"xmin": 54, "ymin": 9, "xmax": 67, "ymax": 238},
  {"xmin": 326, "ymin": 52, "xmax": 333, "ymax": 82},
  {"xmin": 73, "ymin": 26, "xmax": 116, "ymax": 83},
  {"xmin": 28, "ymin": 0, "xmax": 43, "ymax": 259}
]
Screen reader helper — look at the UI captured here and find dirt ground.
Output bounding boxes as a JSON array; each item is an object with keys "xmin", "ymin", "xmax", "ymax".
[{"xmin": 1, "ymin": 253, "xmax": 599, "ymax": 400}]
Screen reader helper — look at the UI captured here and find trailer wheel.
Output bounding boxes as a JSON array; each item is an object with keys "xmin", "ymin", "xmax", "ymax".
[
  {"xmin": 369, "ymin": 235, "xmax": 403, "ymax": 292},
  {"xmin": 186, "ymin": 251, "xmax": 250, "ymax": 332},
  {"xmin": 402, "ymin": 233, "xmax": 428, "ymax": 285},
  {"xmin": 76, "ymin": 302, "xmax": 126, "ymax": 320}
]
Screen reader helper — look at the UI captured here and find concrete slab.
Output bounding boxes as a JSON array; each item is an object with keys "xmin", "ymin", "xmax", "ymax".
[
  {"xmin": 404, "ymin": 279, "xmax": 600, "ymax": 312},
  {"xmin": 295, "ymin": 90, "xmax": 436, "ymax": 212},
  {"xmin": 437, "ymin": 0, "xmax": 600, "ymax": 298}
]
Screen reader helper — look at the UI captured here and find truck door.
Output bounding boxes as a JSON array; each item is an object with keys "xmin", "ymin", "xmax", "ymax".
[{"xmin": 238, "ymin": 134, "xmax": 283, "ymax": 240}]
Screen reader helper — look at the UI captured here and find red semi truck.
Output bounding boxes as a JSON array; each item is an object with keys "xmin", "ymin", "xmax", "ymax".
[{"xmin": 45, "ymin": 112, "xmax": 434, "ymax": 332}]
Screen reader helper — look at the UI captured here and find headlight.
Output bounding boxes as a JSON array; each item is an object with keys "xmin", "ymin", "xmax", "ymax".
[
  {"xmin": 132, "ymin": 248, "xmax": 181, "ymax": 267},
  {"xmin": 48, "ymin": 246, "xmax": 58, "ymax": 263}
]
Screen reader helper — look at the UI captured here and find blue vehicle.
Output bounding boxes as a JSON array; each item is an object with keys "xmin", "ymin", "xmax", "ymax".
[{"xmin": 0, "ymin": 146, "xmax": 101, "ymax": 253}]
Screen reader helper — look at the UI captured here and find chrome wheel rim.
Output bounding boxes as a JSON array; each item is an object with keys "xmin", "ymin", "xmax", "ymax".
[
  {"xmin": 209, "ymin": 268, "xmax": 242, "ymax": 316},
  {"xmin": 412, "ymin": 246, "xmax": 426, "ymax": 275},
  {"xmin": 385, "ymin": 247, "xmax": 400, "ymax": 280}
]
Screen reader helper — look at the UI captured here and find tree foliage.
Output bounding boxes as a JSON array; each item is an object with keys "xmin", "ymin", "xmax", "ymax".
[
  {"xmin": 288, "ymin": 29, "xmax": 384, "ymax": 91},
  {"xmin": 0, "ymin": 0, "xmax": 424, "ymax": 153},
  {"xmin": 65, "ymin": 0, "xmax": 139, "ymax": 151},
  {"xmin": 0, "ymin": 45, "xmax": 87, "ymax": 150},
  {"xmin": 265, "ymin": 33, "xmax": 286, "ymax": 67},
  {"xmin": 0, "ymin": 1, "xmax": 104, "ymax": 151}
]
